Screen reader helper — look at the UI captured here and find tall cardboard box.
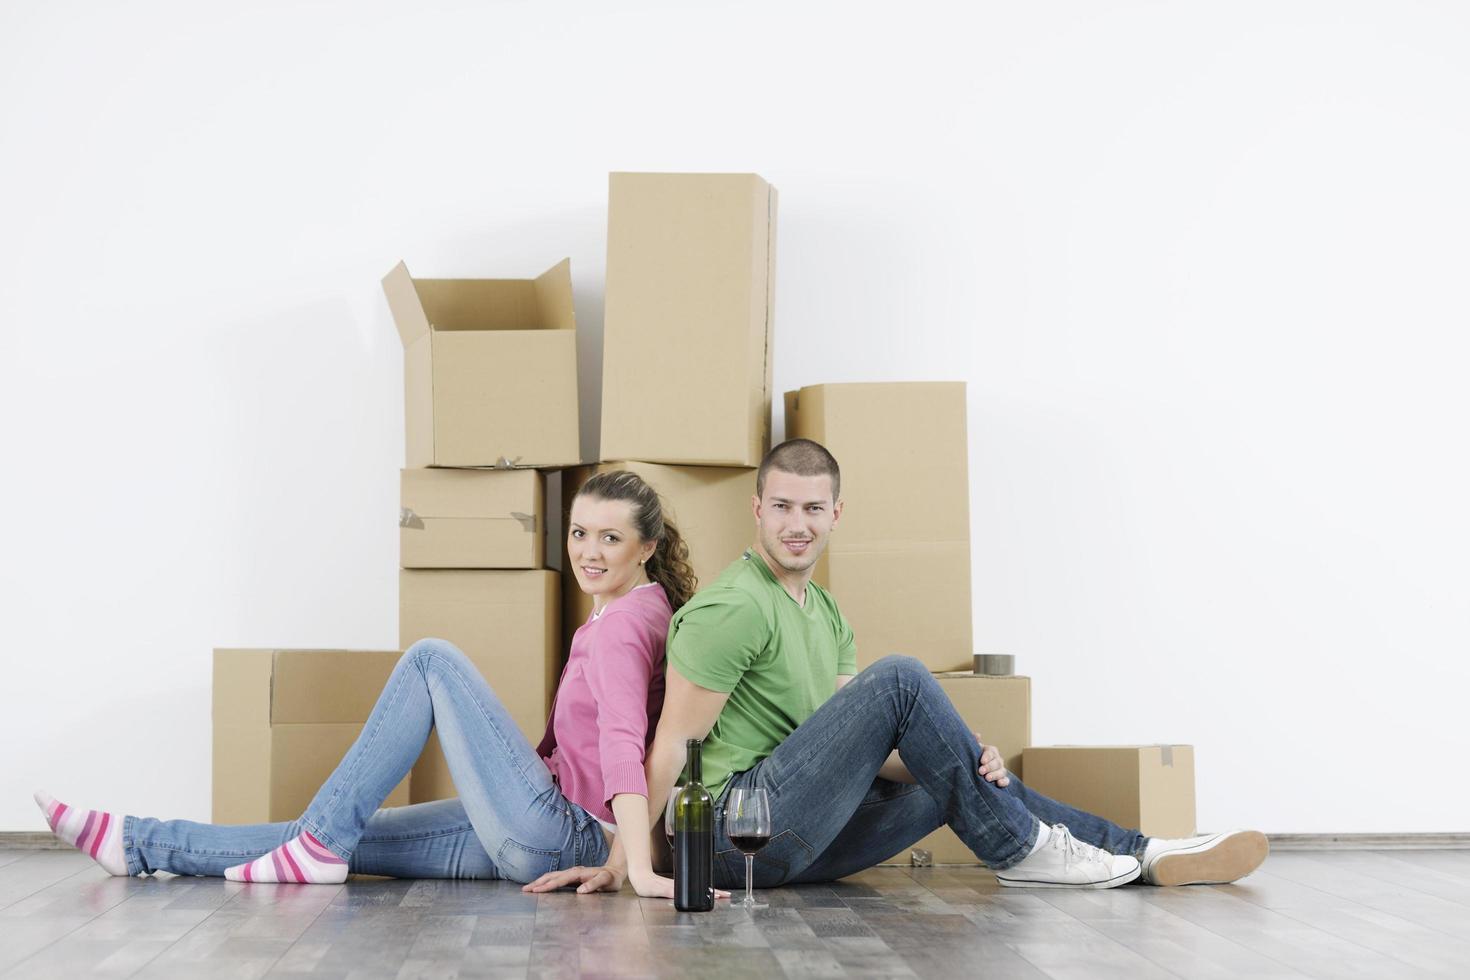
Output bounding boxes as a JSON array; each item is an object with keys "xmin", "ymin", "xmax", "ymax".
[
  {"xmin": 213, "ymin": 649, "xmax": 412, "ymax": 824},
  {"xmin": 601, "ymin": 172, "xmax": 777, "ymax": 466},
  {"xmin": 883, "ymin": 673, "xmax": 1031, "ymax": 865},
  {"xmin": 1023, "ymin": 745, "xmax": 1197, "ymax": 838},
  {"xmin": 382, "ymin": 259, "xmax": 580, "ymax": 468},
  {"xmin": 399, "ymin": 570, "xmax": 560, "ymax": 802},
  {"xmin": 559, "ymin": 461, "xmax": 756, "ymax": 650},
  {"xmin": 400, "ymin": 468, "xmax": 545, "ymax": 569},
  {"xmin": 785, "ymin": 382, "xmax": 972, "ymax": 673}
]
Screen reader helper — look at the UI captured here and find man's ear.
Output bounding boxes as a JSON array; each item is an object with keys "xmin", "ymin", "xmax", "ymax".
[
  {"xmin": 831, "ymin": 499, "xmax": 843, "ymax": 529},
  {"xmin": 751, "ymin": 493, "xmax": 761, "ymax": 522}
]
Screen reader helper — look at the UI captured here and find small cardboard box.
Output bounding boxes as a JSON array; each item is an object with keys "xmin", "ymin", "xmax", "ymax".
[
  {"xmin": 212, "ymin": 649, "xmax": 412, "ymax": 824},
  {"xmin": 400, "ymin": 468, "xmax": 545, "ymax": 569},
  {"xmin": 1022, "ymin": 745, "xmax": 1197, "ymax": 839},
  {"xmin": 785, "ymin": 382, "xmax": 972, "ymax": 673},
  {"xmin": 382, "ymin": 259, "xmax": 580, "ymax": 469},
  {"xmin": 883, "ymin": 673, "xmax": 1031, "ymax": 865},
  {"xmin": 399, "ymin": 569, "xmax": 560, "ymax": 802},
  {"xmin": 559, "ymin": 461, "xmax": 756, "ymax": 652},
  {"xmin": 601, "ymin": 172, "xmax": 777, "ymax": 466}
]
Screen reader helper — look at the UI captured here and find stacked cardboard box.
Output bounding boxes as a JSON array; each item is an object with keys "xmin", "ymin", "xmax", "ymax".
[
  {"xmin": 601, "ymin": 172, "xmax": 776, "ymax": 467},
  {"xmin": 212, "ymin": 649, "xmax": 412, "ymax": 823},
  {"xmin": 384, "ymin": 261, "xmax": 578, "ymax": 803},
  {"xmin": 560, "ymin": 172, "xmax": 778, "ymax": 648},
  {"xmin": 785, "ymin": 382, "xmax": 972, "ymax": 673},
  {"xmin": 1023, "ymin": 745, "xmax": 1197, "ymax": 838}
]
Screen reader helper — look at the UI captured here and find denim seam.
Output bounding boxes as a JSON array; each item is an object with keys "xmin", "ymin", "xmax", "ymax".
[
  {"xmin": 360, "ymin": 825, "xmax": 476, "ymax": 844},
  {"xmin": 133, "ymin": 838, "xmax": 282, "ymax": 859},
  {"xmin": 123, "ymin": 814, "xmax": 142, "ymax": 876},
  {"xmin": 905, "ymin": 673, "xmax": 1036, "ymax": 870}
]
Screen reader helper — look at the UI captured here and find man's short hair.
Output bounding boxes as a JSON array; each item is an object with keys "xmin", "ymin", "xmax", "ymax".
[{"xmin": 756, "ymin": 438, "xmax": 841, "ymax": 502}]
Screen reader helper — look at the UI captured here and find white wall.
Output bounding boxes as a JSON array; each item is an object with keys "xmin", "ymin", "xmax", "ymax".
[{"xmin": 3, "ymin": 0, "xmax": 1466, "ymax": 835}]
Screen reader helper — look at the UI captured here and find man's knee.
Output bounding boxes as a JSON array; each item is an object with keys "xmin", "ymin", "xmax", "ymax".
[{"xmin": 866, "ymin": 653, "xmax": 930, "ymax": 687}]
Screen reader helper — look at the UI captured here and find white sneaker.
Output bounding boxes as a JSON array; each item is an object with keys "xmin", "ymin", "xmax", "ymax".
[
  {"xmin": 996, "ymin": 824, "xmax": 1140, "ymax": 889},
  {"xmin": 1141, "ymin": 830, "xmax": 1269, "ymax": 886}
]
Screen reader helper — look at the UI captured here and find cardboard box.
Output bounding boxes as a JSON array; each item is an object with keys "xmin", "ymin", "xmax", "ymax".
[
  {"xmin": 382, "ymin": 259, "xmax": 580, "ymax": 469},
  {"xmin": 785, "ymin": 382, "xmax": 972, "ymax": 673},
  {"xmin": 213, "ymin": 649, "xmax": 412, "ymax": 824},
  {"xmin": 400, "ymin": 468, "xmax": 545, "ymax": 569},
  {"xmin": 1022, "ymin": 745, "xmax": 1197, "ymax": 839},
  {"xmin": 601, "ymin": 172, "xmax": 777, "ymax": 466},
  {"xmin": 883, "ymin": 673, "xmax": 1031, "ymax": 865},
  {"xmin": 399, "ymin": 570, "xmax": 560, "ymax": 802},
  {"xmin": 559, "ymin": 461, "xmax": 756, "ymax": 651}
]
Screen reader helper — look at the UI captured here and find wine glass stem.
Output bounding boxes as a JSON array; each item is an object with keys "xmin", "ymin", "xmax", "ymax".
[{"xmin": 745, "ymin": 853, "xmax": 755, "ymax": 905}]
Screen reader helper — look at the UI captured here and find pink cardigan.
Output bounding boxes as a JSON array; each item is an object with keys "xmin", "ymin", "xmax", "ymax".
[{"xmin": 536, "ymin": 583, "xmax": 670, "ymax": 823}]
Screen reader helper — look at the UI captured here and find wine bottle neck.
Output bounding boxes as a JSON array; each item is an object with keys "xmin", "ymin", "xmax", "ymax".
[{"xmin": 685, "ymin": 741, "xmax": 702, "ymax": 783}]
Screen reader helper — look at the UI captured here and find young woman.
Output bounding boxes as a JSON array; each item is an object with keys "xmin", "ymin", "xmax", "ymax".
[{"xmin": 35, "ymin": 470, "xmax": 695, "ymax": 894}]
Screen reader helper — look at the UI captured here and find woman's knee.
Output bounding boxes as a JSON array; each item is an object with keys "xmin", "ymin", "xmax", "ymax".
[{"xmin": 403, "ymin": 637, "xmax": 468, "ymax": 670}]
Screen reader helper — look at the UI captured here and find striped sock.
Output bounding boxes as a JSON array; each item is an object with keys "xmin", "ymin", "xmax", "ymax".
[
  {"xmin": 34, "ymin": 791, "xmax": 127, "ymax": 876},
  {"xmin": 224, "ymin": 831, "xmax": 348, "ymax": 884}
]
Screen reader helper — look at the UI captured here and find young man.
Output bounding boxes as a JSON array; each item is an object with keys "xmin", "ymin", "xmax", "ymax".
[{"xmin": 538, "ymin": 439, "xmax": 1267, "ymax": 895}]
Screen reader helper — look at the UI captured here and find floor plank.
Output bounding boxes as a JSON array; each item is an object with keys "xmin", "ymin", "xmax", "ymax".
[{"xmin": 3, "ymin": 851, "xmax": 1469, "ymax": 978}]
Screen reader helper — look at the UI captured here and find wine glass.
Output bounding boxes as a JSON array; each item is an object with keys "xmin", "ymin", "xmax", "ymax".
[{"xmin": 725, "ymin": 786, "xmax": 771, "ymax": 910}]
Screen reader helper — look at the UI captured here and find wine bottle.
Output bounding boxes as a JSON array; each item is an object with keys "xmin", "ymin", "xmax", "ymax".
[{"xmin": 672, "ymin": 738, "xmax": 714, "ymax": 912}]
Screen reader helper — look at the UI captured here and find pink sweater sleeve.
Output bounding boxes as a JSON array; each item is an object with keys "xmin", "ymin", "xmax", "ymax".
[{"xmin": 583, "ymin": 607, "xmax": 662, "ymax": 807}]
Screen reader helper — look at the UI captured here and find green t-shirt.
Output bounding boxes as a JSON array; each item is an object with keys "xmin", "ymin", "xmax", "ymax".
[{"xmin": 667, "ymin": 550, "xmax": 857, "ymax": 800}]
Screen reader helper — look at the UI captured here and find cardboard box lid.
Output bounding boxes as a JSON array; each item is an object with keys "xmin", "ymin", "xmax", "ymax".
[
  {"xmin": 382, "ymin": 259, "xmax": 575, "ymax": 348},
  {"xmin": 400, "ymin": 468, "xmax": 541, "ymax": 526},
  {"xmin": 213, "ymin": 649, "xmax": 403, "ymax": 727}
]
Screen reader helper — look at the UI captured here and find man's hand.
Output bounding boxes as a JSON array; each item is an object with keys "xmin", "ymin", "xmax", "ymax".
[
  {"xmin": 976, "ymin": 734, "xmax": 1010, "ymax": 787},
  {"xmin": 522, "ymin": 865, "xmax": 626, "ymax": 895}
]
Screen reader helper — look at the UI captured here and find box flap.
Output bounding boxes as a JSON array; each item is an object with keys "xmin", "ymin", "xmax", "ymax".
[
  {"xmin": 382, "ymin": 261, "xmax": 431, "ymax": 347},
  {"xmin": 532, "ymin": 258, "xmax": 576, "ymax": 332}
]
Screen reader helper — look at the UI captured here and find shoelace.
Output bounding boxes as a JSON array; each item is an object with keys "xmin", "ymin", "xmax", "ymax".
[{"xmin": 1050, "ymin": 824, "xmax": 1096, "ymax": 870}]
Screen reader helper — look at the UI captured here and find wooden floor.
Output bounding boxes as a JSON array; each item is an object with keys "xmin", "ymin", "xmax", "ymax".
[{"xmin": 3, "ymin": 848, "xmax": 1469, "ymax": 978}]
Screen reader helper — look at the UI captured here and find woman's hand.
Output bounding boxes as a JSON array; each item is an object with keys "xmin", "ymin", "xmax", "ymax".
[
  {"xmin": 628, "ymin": 869, "xmax": 675, "ymax": 899},
  {"xmin": 628, "ymin": 870, "xmax": 730, "ymax": 901},
  {"xmin": 522, "ymin": 865, "xmax": 626, "ymax": 894}
]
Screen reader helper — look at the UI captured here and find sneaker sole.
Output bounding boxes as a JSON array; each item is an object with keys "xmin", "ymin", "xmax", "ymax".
[
  {"xmin": 1150, "ymin": 830, "xmax": 1269, "ymax": 886},
  {"xmin": 995, "ymin": 863, "xmax": 1141, "ymax": 889}
]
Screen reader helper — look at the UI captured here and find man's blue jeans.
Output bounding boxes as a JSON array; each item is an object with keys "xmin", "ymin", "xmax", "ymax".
[
  {"xmin": 124, "ymin": 639, "xmax": 609, "ymax": 881},
  {"xmin": 711, "ymin": 655, "xmax": 1148, "ymax": 887}
]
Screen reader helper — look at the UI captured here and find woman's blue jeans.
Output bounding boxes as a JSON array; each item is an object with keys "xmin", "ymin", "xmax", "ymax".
[{"xmin": 123, "ymin": 639, "xmax": 609, "ymax": 881}]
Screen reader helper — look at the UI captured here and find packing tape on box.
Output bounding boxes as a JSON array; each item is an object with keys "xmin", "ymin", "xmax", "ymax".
[
  {"xmin": 510, "ymin": 511, "xmax": 537, "ymax": 532},
  {"xmin": 494, "ymin": 456, "xmax": 522, "ymax": 469},
  {"xmin": 1160, "ymin": 745, "xmax": 1174, "ymax": 767},
  {"xmin": 973, "ymin": 654, "xmax": 1015, "ymax": 676}
]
